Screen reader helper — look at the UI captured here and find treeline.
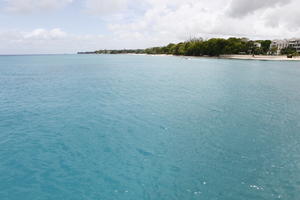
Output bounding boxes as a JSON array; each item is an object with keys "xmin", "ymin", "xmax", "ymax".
[
  {"xmin": 144, "ymin": 38, "xmax": 272, "ymax": 56},
  {"xmin": 94, "ymin": 49, "xmax": 145, "ymax": 54},
  {"xmin": 79, "ymin": 37, "xmax": 275, "ymax": 56},
  {"xmin": 78, "ymin": 49, "xmax": 144, "ymax": 54},
  {"xmin": 280, "ymin": 47, "xmax": 299, "ymax": 55}
]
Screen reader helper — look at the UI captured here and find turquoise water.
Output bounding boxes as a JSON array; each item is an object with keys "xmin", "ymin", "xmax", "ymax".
[{"xmin": 0, "ymin": 54, "xmax": 300, "ymax": 200}]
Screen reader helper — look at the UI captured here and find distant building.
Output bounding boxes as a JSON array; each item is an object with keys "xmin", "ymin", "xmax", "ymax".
[
  {"xmin": 254, "ymin": 42, "xmax": 261, "ymax": 48},
  {"xmin": 241, "ymin": 38, "xmax": 250, "ymax": 42},
  {"xmin": 271, "ymin": 38, "xmax": 300, "ymax": 55},
  {"xmin": 270, "ymin": 40, "xmax": 289, "ymax": 55},
  {"xmin": 289, "ymin": 39, "xmax": 300, "ymax": 53}
]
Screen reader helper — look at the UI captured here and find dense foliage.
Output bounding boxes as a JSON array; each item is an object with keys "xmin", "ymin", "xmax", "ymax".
[
  {"xmin": 280, "ymin": 47, "xmax": 297, "ymax": 55},
  {"xmin": 79, "ymin": 38, "xmax": 273, "ymax": 57}
]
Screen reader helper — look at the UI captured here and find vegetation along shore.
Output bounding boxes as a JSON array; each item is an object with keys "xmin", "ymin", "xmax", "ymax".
[{"xmin": 78, "ymin": 37, "xmax": 300, "ymax": 61}]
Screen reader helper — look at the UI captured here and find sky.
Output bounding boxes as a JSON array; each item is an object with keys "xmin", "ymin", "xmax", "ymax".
[{"xmin": 0, "ymin": 0, "xmax": 299, "ymax": 54}]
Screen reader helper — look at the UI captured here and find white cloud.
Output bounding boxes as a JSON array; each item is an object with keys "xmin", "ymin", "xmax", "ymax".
[
  {"xmin": 108, "ymin": 0, "xmax": 230, "ymax": 43},
  {"xmin": 227, "ymin": 0, "xmax": 291, "ymax": 18},
  {"xmin": 0, "ymin": 28, "xmax": 108, "ymax": 54},
  {"xmin": 106, "ymin": 0, "xmax": 300, "ymax": 46},
  {"xmin": 23, "ymin": 28, "xmax": 67, "ymax": 40},
  {"xmin": 1, "ymin": 0, "xmax": 300, "ymax": 54},
  {"xmin": 4, "ymin": 0, "xmax": 73, "ymax": 13},
  {"xmin": 263, "ymin": 0, "xmax": 300, "ymax": 31},
  {"xmin": 84, "ymin": 0, "xmax": 128, "ymax": 15}
]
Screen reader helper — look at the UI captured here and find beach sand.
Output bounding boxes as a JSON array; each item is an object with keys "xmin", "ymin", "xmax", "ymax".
[
  {"xmin": 220, "ymin": 54, "xmax": 300, "ymax": 61},
  {"xmin": 126, "ymin": 53, "xmax": 300, "ymax": 61}
]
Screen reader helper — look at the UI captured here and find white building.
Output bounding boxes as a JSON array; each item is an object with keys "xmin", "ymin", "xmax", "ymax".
[
  {"xmin": 289, "ymin": 39, "xmax": 300, "ymax": 53},
  {"xmin": 254, "ymin": 42, "xmax": 261, "ymax": 48},
  {"xmin": 271, "ymin": 38, "xmax": 300, "ymax": 55},
  {"xmin": 270, "ymin": 39, "xmax": 289, "ymax": 55}
]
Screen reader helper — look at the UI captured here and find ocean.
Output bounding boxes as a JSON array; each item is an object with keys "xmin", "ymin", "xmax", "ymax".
[{"xmin": 0, "ymin": 54, "xmax": 300, "ymax": 200}]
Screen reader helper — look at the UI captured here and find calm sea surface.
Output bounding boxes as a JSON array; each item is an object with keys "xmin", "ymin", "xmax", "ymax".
[{"xmin": 0, "ymin": 54, "xmax": 300, "ymax": 200}]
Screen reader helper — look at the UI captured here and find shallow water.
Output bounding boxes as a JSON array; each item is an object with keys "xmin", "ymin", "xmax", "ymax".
[{"xmin": 0, "ymin": 54, "xmax": 300, "ymax": 200}]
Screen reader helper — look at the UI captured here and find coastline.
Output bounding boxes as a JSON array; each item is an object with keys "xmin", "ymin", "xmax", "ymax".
[
  {"xmin": 126, "ymin": 53, "xmax": 300, "ymax": 61},
  {"xmin": 220, "ymin": 54, "xmax": 300, "ymax": 61}
]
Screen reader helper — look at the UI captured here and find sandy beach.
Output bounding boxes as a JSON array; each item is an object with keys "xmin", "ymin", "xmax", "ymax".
[
  {"xmin": 128, "ymin": 53, "xmax": 300, "ymax": 61},
  {"xmin": 220, "ymin": 54, "xmax": 300, "ymax": 61}
]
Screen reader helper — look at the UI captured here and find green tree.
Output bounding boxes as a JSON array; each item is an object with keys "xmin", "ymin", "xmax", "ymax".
[
  {"xmin": 260, "ymin": 40, "xmax": 272, "ymax": 54},
  {"xmin": 281, "ymin": 47, "xmax": 296, "ymax": 55}
]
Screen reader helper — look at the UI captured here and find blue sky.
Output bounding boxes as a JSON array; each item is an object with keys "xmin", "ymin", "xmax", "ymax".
[{"xmin": 0, "ymin": 0, "xmax": 300, "ymax": 54}]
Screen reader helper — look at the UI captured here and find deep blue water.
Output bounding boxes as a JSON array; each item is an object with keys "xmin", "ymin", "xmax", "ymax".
[{"xmin": 0, "ymin": 54, "xmax": 300, "ymax": 200}]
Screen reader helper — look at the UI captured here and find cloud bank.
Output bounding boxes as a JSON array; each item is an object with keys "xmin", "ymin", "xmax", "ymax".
[
  {"xmin": 4, "ymin": 0, "xmax": 73, "ymax": 13},
  {"xmin": 227, "ymin": 0, "xmax": 290, "ymax": 18},
  {"xmin": 0, "ymin": 28, "xmax": 106, "ymax": 54},
  {"xmin": 85, "ymin": 0, "xmax": 128, "ymax": 15},
  {"xmin": 107, "ymin": 0, "xmax": 300, "ymax": 42},
  {"xmin": 0, "ymin": 0, "xmax": 300, "ymax": 54}
]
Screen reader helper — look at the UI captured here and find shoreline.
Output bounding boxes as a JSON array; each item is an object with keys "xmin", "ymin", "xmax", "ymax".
[
  {"xmin": 80, "ymin": 53, "xmax": 300, "ymax": 61},
  {"xmin": 219, "ymin": 54, "xmax": 300, "ymax": 61},
  {"xmin": 122, "ymin": 53, "xmax": 300, "ymax": 61}
]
